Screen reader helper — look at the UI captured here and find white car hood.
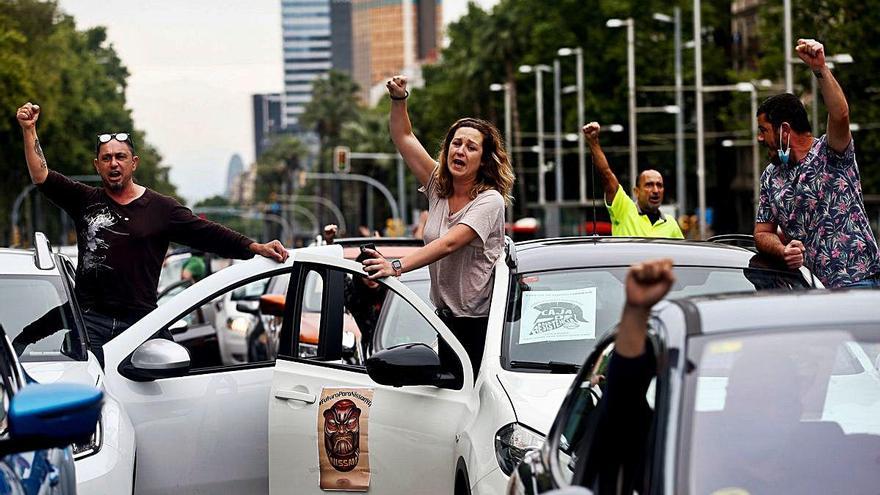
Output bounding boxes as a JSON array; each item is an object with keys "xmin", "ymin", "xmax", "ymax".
[
  {"xmin": 23, "ymin": 360, "xmax": 98, "ymax": 387},
  {"xmin": 496, "ymin": 371, "xmax": 576, "ymax": 435}
]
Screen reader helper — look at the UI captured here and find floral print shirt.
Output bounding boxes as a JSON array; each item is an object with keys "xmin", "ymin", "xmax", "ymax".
[{"xmin": 756, "ymin": 135, "xmax": 880, "ymax": 287}]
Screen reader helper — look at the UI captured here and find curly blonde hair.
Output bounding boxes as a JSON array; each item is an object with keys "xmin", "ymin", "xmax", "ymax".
[{"xmin": 434, "ymin": 118, "xmax": 514, "ymax": 206}]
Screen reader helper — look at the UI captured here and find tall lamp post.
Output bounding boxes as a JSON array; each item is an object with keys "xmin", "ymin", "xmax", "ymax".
[
  {"xmin": 693, "ymin": 0, "xmax": 707, "ymax": 239},
  {"xmin": 653, "ymin": 8, "xmax": 685, "ymax": 216},
  {"xmin": 519, "ymin": 64, "xmax": 553, "ymax": 206},
  {"xmin": 557, "ymin": 47, "xmax": 586, "ymax": 204},
  {"xmin": 491, "ymin": 81, "xmax": 514, "ymax": 221},
  {"xmin": 607, "ymin": 18, "xmax": 637, "ymax": 196}
]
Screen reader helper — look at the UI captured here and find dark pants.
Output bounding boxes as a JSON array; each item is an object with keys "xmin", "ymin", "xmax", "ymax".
[
  {"xmin": 436, "ymin": 309, "xmax": 489, "ymax": 387},
  {"xmin": 82, "ymin": 309, "xmax": 170, "ymax": 367}
]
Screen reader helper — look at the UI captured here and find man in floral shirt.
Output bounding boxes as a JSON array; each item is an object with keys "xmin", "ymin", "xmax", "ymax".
[{"xmin": 754, "ymin": 39, "xmax": 880, "ymax": 288}]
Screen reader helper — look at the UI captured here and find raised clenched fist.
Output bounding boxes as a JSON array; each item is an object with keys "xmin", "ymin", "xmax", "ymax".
[
  {"xmin": 386, "ymin": 75, "xmax": 408, "ymax": 99},
  {"xmin": 625, "ymin": 258, "xmax": 675, "ymax": 310},
  {"xmin": 796, "ymin": 38, "xmax": 826, "ymax": 71},
  {"xmin": 16, "ymin": 102, "xmax": 40, "ymax": 130},
  {"xmin": 582, "ymin": 122, "xmax": 601, "ymax": 144}
]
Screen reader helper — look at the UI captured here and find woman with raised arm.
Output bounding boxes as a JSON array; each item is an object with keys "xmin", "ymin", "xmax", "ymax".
[{"xmin": 362, "ymin": 75, "xmax": 514, "ymax": 382}]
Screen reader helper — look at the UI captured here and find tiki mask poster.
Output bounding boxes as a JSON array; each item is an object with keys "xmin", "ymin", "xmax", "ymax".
[{"xmin": 317, "ymin": 387, "xmax": 374, "ymax": 491}]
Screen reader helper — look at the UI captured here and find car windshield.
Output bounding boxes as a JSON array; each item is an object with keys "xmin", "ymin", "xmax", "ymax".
[
  {"xmin": 0, "ymin": 275, "xmax": 86, "ymax": 362},
  {"xmin": 502, "ymin": 266, "xmax": 808, "ymax": 370},
  {"xmin": 685, "ymin": 327, "xmax": 880, "ymax": 494}
]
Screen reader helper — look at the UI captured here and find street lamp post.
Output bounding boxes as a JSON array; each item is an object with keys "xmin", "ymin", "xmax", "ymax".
[
  {"xmin": 784, "ymin": 0, "xmax": 793, "ymax": 93},
  {"xmin": 654, "ymin": 8, "xmax": 685, "ymax": 216},
  {"xmin": 519, "ymin": 64, "xmax": 552, "ymax": 205},
  {"xmin": 607, "ymin": 18, "xmax": 637, "ymax": 196},
  {"xmin": 557, "ymin": 47, "xmax": 586, "ymax": 204},
  {"xmin": 491, "ymin": 81, "xmax": 514, "ymax": 222},
  {"xmin": 693, "ymin": 0, "xmax": 707, "ymax": 239}
]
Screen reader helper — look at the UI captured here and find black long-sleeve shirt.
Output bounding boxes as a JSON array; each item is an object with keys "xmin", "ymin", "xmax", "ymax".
[{"xmin": 39, "ymin": 171, "xmax": 255, "ymax": 319}]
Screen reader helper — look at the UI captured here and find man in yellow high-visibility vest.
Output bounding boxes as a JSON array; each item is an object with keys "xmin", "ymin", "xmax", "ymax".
[{"xmin": 582, "ymin": 122, "xmax": 683, "ymax": 238}]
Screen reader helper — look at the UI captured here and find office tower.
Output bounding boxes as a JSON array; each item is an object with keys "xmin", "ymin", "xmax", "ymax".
[
  {"xmin": 281, "ymin": 0, "xmax": 332, "ymax": 129},
  {"xmin": 253, "ymin": 93, "xmax": 284, "ymax": 159}
]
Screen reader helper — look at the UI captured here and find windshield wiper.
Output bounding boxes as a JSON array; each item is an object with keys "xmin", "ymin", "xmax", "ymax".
[{"xmin": 508, "ymin": 360, "xmax": 581, "ymax": 373}]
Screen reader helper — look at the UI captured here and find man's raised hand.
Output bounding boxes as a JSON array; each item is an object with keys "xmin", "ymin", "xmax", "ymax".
[
  {"xmin": 582, "ymin": 122, "xmax": 601, "ymax": 145},
  {"xmin": 16, "ymin": 102, "xmax": 40, "ymax": 130},
  {"xmin": 796, "ymin": 39, "xmax": 826, "ymax": 71},
  {"xmin": 625, "ymin": 258, "xmax": 675, "ymax": 310}
]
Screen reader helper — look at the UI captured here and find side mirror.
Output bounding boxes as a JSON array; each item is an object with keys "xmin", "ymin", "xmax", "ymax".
[
  {"xmin": 236, "ymin": 301, "xmax": 260, "ymax": 315},
  {"xmin": 119, "ymin": 339, "xmax": 191, "ymax": 382},
  {"xmin": 0, "ymin": 383, "xmax": 103, "ymax": 457},
  {"xmin": 260, "ymin": 294, "xmax": 286, "ymax": 317},
  {"xmin": 365, "ymin": 343, "xmax": 458, "ymax": 389},
  {"xmin": 169, "ymin": 319, "xmax": 188, "ymax": 335}
]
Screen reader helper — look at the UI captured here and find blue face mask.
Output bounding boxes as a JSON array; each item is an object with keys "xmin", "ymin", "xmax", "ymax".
[{"xmin": 777, "ymin": 125, "xmax": 791, "ymax": 166}]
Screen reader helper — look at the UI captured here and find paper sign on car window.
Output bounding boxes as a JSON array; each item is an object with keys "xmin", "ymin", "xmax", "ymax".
[{"xmin": 518, "ymin": 288, "xmax": 597, "ymax": 345}]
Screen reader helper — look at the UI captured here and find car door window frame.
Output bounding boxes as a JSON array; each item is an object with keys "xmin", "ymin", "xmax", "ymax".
[
  {"xmin": 158, "ymin": 269, "xmax": 292, "ymax": 376},
  {"xmin": 55, "ymin": 254, "xmax": 90, "ymax": 360},
  {"xmin": 279, "ymin": 262, "xmax": 363, "ymax": 373},
  {"xmin": 547, "ymin": 327, "xmax": 670, "ymax": 492}
]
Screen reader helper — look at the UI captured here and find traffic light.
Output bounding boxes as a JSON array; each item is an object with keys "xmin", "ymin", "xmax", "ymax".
[{"xmin": 333, "ymin": 146, "xmax": 350, "ymax": 173}]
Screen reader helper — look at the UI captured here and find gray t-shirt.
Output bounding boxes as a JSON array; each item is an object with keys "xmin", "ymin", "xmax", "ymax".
[{"xmin": 420, "ymin": 172, "xmax": 505, "ymax": 317}]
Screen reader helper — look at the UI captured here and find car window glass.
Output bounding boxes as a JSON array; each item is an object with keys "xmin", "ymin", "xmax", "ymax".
[
  {"xmin": 164, "ymin": 272, "xmax": 282, "ymax": 370},
  {"xmin": 504, "ymin": 266, "xmax": 808, "ymax": 371},
  {"xmin": 686, "ymin": 329, "xmax": 880, "ymax": 494},
  {"xmin": 0, "ymin": 275, "xmax": 86, "ymax": 362},
  {"xmin": 372, "ymin": 288, "xmax": 437, "ymax": 355},
  {"xmin": 554, "ymin": 340, "xmax": 659, "ymax": 488},
  {"xmin": 296, "ymin": 268, "xmax": 363, "ymax": 366}
]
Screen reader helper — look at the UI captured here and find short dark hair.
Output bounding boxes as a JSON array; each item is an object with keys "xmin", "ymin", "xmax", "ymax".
[{"xmin": 757, "ymin": 93, "xmax": 812, "ymax": 133}]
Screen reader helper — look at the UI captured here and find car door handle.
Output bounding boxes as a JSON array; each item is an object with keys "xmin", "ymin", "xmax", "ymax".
[{"xmin": 275, "ymin": 389, "xmax": 316, "ymax": 404}]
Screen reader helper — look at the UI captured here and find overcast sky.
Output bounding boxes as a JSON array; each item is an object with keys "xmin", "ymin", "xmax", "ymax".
[{"xmin": 57, "ymin": 0, "xmax": 497, "ymax": 204}]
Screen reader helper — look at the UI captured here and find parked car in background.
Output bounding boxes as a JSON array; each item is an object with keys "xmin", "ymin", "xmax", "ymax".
[
  {"xmin": 0, "ymin": 319, "xmax": 103, "ymax": 495},
  {"xmin": 508, "ymin": 290, "xmax": 880, "ymax": 494},
  {"xmin": 0, "ymin": 234, "xmax": 135, "ymax": 494}
]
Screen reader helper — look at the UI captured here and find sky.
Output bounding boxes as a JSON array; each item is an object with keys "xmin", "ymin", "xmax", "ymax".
[{"xmin": 57, "ymin": 0, "xmax": 497, "ymax": 204}]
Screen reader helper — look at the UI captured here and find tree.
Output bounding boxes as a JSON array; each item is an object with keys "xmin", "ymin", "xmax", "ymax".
[{"xmin": 0, "ymin": 0, "xmax": 176, "ymax": 244}]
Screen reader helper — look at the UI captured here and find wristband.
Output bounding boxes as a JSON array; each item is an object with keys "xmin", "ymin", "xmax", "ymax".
[{"xmin": 390, "ymin": 90, "xmax": 409, "ymax": 101}]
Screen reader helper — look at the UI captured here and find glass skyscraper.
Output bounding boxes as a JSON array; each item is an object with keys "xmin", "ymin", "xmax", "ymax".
[{"xmin": 281, "ymin": 0, "xmax": 332, "ymax": 129}]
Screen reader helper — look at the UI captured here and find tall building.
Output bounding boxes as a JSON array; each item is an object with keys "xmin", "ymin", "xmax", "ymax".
[
  {"xmin": 354, "ymin": 0, "xmax": 442, "ymax": 103},
  {"xmin": 731, "ymin": 0, "xmax": 763, "ymax": 71},
  {"xmin": 281, "ymin": 0, "xmax": 333, "ymax": 129},
  {"xmin": 253, "ymin": 93, "xmax": 284, "ymax": 159},
  {"xmin": 225, "ymin": 154, "xmax": 245, "ymax": 197}
]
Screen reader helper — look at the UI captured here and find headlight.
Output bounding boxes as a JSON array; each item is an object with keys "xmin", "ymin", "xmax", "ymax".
[
  {"xmin": 72, "ymin": 418, "xmax": 102, "ymax": 460},
  {"xmin": 495, "ymin": 422, "xmax": 545, "ymax": 476},
  {"xmin": 227, "ymin": 316, "xmax": 253, "ymax": 337}
]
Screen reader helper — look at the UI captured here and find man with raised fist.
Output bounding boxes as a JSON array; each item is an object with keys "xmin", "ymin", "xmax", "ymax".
[{"xmin": 16, "ymin": 102, "xmax": 289, "ymax": 365}]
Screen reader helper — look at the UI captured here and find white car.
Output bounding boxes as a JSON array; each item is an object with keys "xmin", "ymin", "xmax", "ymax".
[
  {"xmin": 91, "ymin": 236, "xmax": 816, "ymax": 494},
  {"xmin": 0, "ymin": 234, "xmax": 136, "ymax": 494}
]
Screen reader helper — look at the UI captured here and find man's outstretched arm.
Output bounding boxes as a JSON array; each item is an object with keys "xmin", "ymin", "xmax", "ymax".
[
  {"xmin": 582, "ymin": 122, "xmax": 620, "ymax": 204},
  {"xmin": 16, "ymin": 102, "xmax": 49, "ymax": 184},
  {"xmin": 797, "ymin": 39, "xmax": 851, "ymax": 153}
]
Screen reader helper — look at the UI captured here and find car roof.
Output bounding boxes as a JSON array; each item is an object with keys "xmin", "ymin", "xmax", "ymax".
[
  {"xmin": 513, "ymin": 237, "xmax": 756, "ymax": 272},
  {"xmin": 0, "ymin": 248, "xmax": 62, "ymax": 276},
  {"xmin": 680, "ymin": 289, "xmax": 880, "ymax": 334}
]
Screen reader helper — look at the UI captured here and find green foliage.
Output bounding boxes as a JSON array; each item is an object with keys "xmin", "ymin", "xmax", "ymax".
[{"xmin": 0, "ymin": 0, "xmax": 176, "ymax": 244}]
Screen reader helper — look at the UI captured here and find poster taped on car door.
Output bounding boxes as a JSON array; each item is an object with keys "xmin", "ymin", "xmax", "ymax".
[
  {"xmin": 317, "ymin": 387, "xmax": 374, "ymax": 491},
  {"xmin": 518, "ymin": 287, "xmax": 597, "ymax": 344}
]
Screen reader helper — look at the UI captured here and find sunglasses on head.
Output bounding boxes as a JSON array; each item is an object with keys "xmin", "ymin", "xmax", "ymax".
[{"xmin": 95, "ymin": 132, "xmax": 135, "ymax": 155}]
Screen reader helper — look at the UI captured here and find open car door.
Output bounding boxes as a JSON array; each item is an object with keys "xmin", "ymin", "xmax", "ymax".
[{"xmin": 268, "ymin": 252, "xmax": 474, "ymax": 494}]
